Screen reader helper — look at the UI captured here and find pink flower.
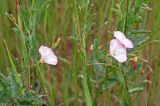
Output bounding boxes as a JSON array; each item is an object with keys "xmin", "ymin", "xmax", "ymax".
[
  {"xmin": 109, "ymin": 31, "xmax": 133, "ymax": 63},
  {"xmin": 39, "ymin": 45, "xmax": 58, "ymax": 65},
  {"xmin": 110, "ymin": 39, "xmax": 127, "ymax": 63},
  {"xmin": 114, "ymin": 31, "xmax": 133, "ymax": 48}
]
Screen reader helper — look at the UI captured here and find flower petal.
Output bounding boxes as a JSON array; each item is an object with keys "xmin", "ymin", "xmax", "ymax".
[
  {"xmin": 39, "ymin": 45, "xmax": 55, "ymax": 57},
  {"xmin": 39, "ymin": 45, "xmax": 58, "ymax": 65},
  {"xmin": 44, "ymin": 54, "xmax": 58, "ymax": 65},
  {"xmin": 114, "ymin": 31, "xmax": 126, "ymax": 42},
  {"xmin": 114, "ymin": 31, "xmax": 133, "ymax": 48},
  {"xmin": 110, "ymin": 39, "xmax": 127, "ymax": 63},
  {"xmin": 123, "ymin": 39, "xmax": 133, "ymax": 48}
]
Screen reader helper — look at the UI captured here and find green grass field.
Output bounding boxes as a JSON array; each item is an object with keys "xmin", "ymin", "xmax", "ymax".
[{"xmin": 0, "ymin": 0, "xmax": 160, "ymax": 106}]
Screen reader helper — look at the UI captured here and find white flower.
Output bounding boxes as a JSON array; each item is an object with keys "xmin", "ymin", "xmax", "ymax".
[
  {"xmin": 39, "ymin": 45, "xmax": 58, "ymax": 65},
  {"xmin": 109, "ymin": 39, "xmax": 127, "ymax": 63},
  {"xmin": 114, "ymin": 31, "xmax": 133, "ymax": 48}
]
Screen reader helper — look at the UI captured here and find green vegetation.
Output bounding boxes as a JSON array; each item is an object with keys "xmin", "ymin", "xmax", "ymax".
[{"xmin": 0, "ymin": 0, "xmax": 159, "ymax": 106}]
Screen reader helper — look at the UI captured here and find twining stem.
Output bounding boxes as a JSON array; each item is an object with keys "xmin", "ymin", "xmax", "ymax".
[
  {"xmin": 121, "ymin": 0, "xmax": 131, "ymax": 104},
  {"xmin": 120, "ymin": 65, "xmax": 131, "ymax": 103},
  {"xmin": 124, "ymin": 0, "xmax": 129, "ymax": 34}
]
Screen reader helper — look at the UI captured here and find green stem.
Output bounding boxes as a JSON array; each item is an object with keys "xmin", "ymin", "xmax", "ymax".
[
  {"xmin": 124, "ymin": 0, "xmax": 129, "ymax": 34},
  {"xmin": 122, "ymin": 0, "xmax": 131, "ymax": 103},
  {"xmin": 18, "ymin": 10, "xmax": 30, "ymax": 92},
  {"xmin": 120, "ymin": 64, "xmax": 131, "ymax": 104}
]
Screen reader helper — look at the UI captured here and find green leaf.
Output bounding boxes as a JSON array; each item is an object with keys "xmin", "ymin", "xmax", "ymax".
[
  {"xmin": 133, "ymin": 35, "xmax": 149, "ymax": 46},
  {"xmin": 28, "ymin": 35, "xmax": 38, "ymax": 60},
  {"xmin": 70, "ymin": 36, "xmax": 79, "ymax": 43},
  {"xmin": 101, "ymin": 78, "xmax": 117, "ymax": 90},
  {"xmin": 4, "ymin": 40, "xmax": 22, "ymax": 88},
  {"xmin": 20, "ymin": 6, "xmax": 30, "ymax": 33},
  {"xmin": 129, "ymin": 87, "xmax": 144, "ymax": 94},
  {"xmin": 0, "ymin": 72, "xmax": 12, "ymax": 102},
  {"xmin": 12, "ymin": 28, "xmax": 20, "ymax": 36},
  {"xmin": 17, "ymin": 93, "xmax": 45, "ymax": 105},
  {"xmin": 84, "ymin": 74, "xmax": 92, "ymax": 106},
  {"xmin": 7, "ymin": 68, "xmax": 23, "ymax": 98},
  {"xmin": 93, "ymin": 39, "xmax": 99, "ymax": 52},
  {"xmin": 58, "ymin": 57, "xmax": 70, "ymax": 65},
  {"xmin": 130, "ymin": 29, "xmax": 151, "ymax": 34}
]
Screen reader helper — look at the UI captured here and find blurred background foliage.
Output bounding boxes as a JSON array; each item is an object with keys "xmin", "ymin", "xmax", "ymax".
[{"xmin": 0, "ymin": 0, "xmax": 159, "ymax": 106}]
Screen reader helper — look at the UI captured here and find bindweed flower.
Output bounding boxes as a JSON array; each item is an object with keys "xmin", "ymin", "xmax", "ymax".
[
  {"xmin": 110, "ymin": 31, "xmax": 133, "ymax": 63},
  {"xmin": 114, "ymin": 31, "xmax": 133, "ymax": 48},
  {"xmin": 110, "ymin": 39, "xmax": 127, "ymax": 63},
  {"xmin": 39, "ymin": 45, "xmax": 58, "ymax": 65}
]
